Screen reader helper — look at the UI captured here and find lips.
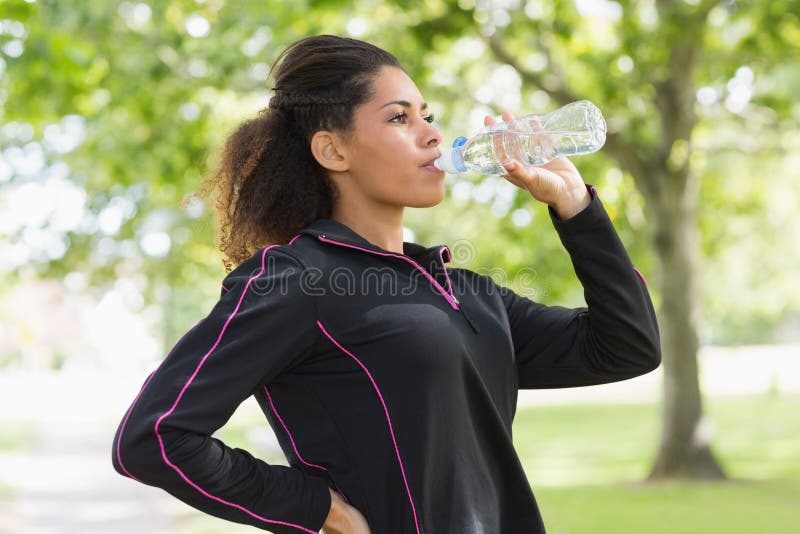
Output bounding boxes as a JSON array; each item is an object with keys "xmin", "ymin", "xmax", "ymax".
[{"xmin": 421, "ymin": 153, "xmax": 442, "ymax": 168}]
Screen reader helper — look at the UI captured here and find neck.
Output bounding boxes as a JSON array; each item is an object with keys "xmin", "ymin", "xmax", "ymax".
[{"xmin": 331, "ymin": 199, "xmax": 405, "ymax": 254}]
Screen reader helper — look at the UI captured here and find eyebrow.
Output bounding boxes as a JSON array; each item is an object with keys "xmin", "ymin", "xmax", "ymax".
[{"xmin": 379, "ymin": 100, "xmax": 428, "ymax": 111}]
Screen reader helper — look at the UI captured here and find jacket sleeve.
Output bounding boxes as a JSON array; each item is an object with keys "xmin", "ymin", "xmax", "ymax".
[
  {"xmin": 111, "ymin": 246, "xmax": 331, "ymax": 534},
  {"xmin": 499, "ymin": 185, "xmax": 661, "ymax": 389}
]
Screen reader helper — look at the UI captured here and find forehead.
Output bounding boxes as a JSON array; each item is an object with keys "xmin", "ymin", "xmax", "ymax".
[{"xmin": 365, "ymin": 66, "xmax": 424, "ymax": 109}]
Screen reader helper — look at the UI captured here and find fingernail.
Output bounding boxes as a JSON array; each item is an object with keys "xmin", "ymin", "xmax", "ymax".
[{"xmin": 503, "ymin": 161, "xmax": 516, "ymax": 170}]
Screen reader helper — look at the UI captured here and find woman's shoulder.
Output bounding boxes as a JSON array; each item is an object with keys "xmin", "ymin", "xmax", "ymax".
[{"xmin": 219, "ymin": 238, "xmax": 312, "ymax": 293}]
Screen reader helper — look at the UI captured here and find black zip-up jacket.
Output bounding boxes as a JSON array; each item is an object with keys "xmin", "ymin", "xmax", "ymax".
[{"xmin": 112, "ymin": 185, "xmax": 660, "ymax": 534}]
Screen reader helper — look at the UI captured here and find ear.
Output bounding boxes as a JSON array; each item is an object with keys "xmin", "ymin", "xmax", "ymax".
[{"xmin": 310, "ymin": 131, "xmax": 350, "ymax": 173}]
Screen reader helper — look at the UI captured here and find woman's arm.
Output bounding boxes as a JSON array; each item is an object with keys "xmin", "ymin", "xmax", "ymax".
[
  {"xmin": 111, "ymin": 246, "xmax": 332, "ymax": 533},
  {"xmin": 485, "ymin": 110, "xmax": 659, "ymax": 388},
  {"xmin": 496, "ymin": 185, "xmax": 661, "ymax": 388}
]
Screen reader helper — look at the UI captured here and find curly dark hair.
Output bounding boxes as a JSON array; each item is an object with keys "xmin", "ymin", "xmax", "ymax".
[{"xmin": 197, "ymin": 34, "xmax": 403, "ymax": 272}]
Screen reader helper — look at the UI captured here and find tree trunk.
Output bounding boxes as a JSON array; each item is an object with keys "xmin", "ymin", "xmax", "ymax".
[{"xmin": 645, "ymin": 170, "xmax": 726, "ymax": 480}]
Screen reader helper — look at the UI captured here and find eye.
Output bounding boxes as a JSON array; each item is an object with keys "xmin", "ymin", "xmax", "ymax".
[
  {"xmin": 388, "ymin": 111, "xmax": 437, "ymax": 124},
  {"xmin": 389, "ymin": 111, "xmax": 408, "ymax": 123}
]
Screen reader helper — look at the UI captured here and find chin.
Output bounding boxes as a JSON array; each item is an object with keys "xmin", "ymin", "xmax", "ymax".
[
  {"xmin": 407, "ymin": 191, "xmax": 446, "ymax": 208},
  {"xmin": 399, "ymin": 181, "xmax": 446, "ymax": 208}
]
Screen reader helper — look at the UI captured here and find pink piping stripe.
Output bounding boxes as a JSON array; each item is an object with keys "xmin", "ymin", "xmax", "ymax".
[
  {"xmin": 633, "ymin": 266, "xmax": 649, "ymax": 290},
  {"xmin": 316, "ymin": 320, "xmax": 422, "ymax": 534},
  {"xmin": 438, "ymin": 246, "xmax": 454, "ymax": 298},
  {"xmin": 117, "ymin": 318, "xmax": 206, "ymax": 479},
  {"xmin": 263, "ymin": 385, "xmax": 350, "ymax": 504},
  {"xmin": 318, "ymin": 235, "xmax": 459, "ymax": 310},
  {"xmin": 116, "ymin": 370, "xmax": 157, "ymax": 482},
  {"xmin": 263, "ymin": 385, "xmax": 327, "ymax": 471},
  {"xmin": 441, "ymin": 245, "xmax": 452, "ymax": 263},
  {"xmin": 218, "ymin": 236, "xmax": 300, "ymax": 294},
  {"xmin": 266, "ymin": 233, "xmax": 352, "ymax": 502},
  {"xmin": 153, "ymin": 240, "xmax": 318, "ymax": 534}
]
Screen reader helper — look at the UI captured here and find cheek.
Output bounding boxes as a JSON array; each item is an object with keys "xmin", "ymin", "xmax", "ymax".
[
  {"xmin": 347, "ymin": 129, "xmax": 423, "ymax": 196},
  {"xmin": 355, "ymin": 137, "xmax": 410, "ymax": 176},
  {"xmin": 372, "ymin": 133, "xmax": 411, "ymax": 161}
]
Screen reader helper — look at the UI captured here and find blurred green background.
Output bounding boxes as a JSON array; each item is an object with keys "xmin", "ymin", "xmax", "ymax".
[{"xmin": 0, "ymin": 0, "xmax": 798, "ymax": 533}]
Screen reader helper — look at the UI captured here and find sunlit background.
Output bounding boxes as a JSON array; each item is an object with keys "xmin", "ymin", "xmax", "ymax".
[{"xmin": 1, "ymin": 1, "xmax": 799, "ymax": 533}]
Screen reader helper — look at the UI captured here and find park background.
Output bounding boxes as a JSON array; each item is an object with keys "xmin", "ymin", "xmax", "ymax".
[{"xmin": 1, "ymin": 0, "xmax": 798, "ymax": 532}]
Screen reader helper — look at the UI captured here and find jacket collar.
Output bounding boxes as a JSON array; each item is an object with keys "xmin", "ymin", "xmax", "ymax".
[{"xmin": 299, "ymin": 218, "xmax": 452, "ymax": 264}]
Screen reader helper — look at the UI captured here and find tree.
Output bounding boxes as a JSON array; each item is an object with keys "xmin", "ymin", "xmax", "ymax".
[
  {"xmin": 380, "ymin": 0, "xmax": 800, "ymax": 479},
  {"xmin": 0, "ymin": 0, "xmax": 363, "ymax": 346},
  {"xmin": 2, "ymin": 0, "xmax": 798, "ymax": 479}
]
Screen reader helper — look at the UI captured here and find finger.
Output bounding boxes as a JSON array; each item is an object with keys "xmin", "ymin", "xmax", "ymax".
[
  {"xmin": 500, "ymin": 111, "xmax": 514, "ymax": 122},
  {"xmin": 501, "ymin": 159, "xmax": 518, "ymax": 174},
  {"xmin": 483, "ymin": 114, "xmax": 496, "ymax": 127},
  {"xmin": 506, "ymin": 160, "xmax": 546, "ymax": 187},
  {"xmin": 501, "ymin": 172, "xmax": 525, "ymax": 189},
  {"xmin": 501, "ymin": 159, "xmax": 529, "ymax": 184},
  {"xmin": 501, "ymin": 168, "xmax": 533, "ymax": 194}
]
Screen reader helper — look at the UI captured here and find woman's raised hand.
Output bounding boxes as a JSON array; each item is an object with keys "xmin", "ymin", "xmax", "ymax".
[{"xmin": 485, "ymin": 111, "xmax": 591, "ymax": 220}]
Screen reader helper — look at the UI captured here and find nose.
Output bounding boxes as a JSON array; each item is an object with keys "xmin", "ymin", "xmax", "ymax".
[{"xmin": 423, "ymin": 120, "xmax": 442, "ymax": 148}]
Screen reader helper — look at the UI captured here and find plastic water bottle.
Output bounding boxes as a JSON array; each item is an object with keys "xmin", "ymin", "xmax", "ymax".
[{"xmin": 434, "ymin": 100, "xmax": 607, "ymax": 174}]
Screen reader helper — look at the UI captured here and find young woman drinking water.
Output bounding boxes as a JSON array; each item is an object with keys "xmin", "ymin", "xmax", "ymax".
[{"xmin": 112, "ymin": 34, "xmax": 660, "ymax": 534}]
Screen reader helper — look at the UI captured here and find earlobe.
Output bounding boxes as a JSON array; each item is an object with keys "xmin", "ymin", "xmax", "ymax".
[{"xmin": 310, "ymin": 131, "xmax": 349, "ymax": 172}]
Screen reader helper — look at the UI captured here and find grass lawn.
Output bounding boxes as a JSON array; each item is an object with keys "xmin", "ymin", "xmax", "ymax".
[
  {"xmin": 0, "ymin": 421, "xmax": 37, "ymax": 453},
  {"xmin": 514, "ymin": 392, "xmax": 800, "ymax": 533},
  {"xmin": 177, "ymin": 392, "xmax": 799, "ymax": 533},
  {"xmin": 0, "ymin": 421, "xmax": 37, "ymax": 499},
  {"xmin": 534, "ymin": 479, "xmax": 798, "ymax": 534}
]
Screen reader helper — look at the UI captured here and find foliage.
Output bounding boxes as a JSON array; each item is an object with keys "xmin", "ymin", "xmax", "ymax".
[{"xmin": 1, "ymin": 0, "xmax": 798, "ymax": 352}]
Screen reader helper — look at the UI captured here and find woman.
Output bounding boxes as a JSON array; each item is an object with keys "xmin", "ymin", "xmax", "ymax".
[{"xmin": 112, "ymin": 34, "xmax": 660, "ymax": 534}]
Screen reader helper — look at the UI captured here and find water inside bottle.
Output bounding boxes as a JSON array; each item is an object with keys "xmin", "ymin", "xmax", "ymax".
[
  {"xmin": 461, "ymin": 129, "xmax": 603, "ymax": 173},
  {"xmin": 515, "ymin": 130, "xmax": 602, "ymax": 165},
  {"xmin": 439, "ymin": 101, "xmax": 607, "ymax": 174}
]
